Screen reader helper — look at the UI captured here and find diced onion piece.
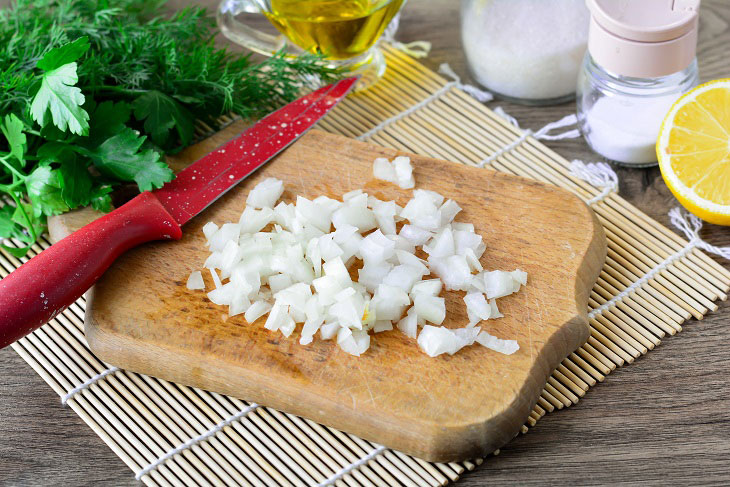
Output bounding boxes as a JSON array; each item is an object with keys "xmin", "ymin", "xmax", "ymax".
[
  {"xmin": 372, "ymin": 284, "xmax": 410, "ymax": 321},
  {"xmin": 464, "ymin": 248, "xmax": 483, "ymax": 273},
  {"xmin": 300, "ymin": 316, "xmax": 324, "ymax": 345},
  {"xmin": 414, "ymin": 294, "xmax": 446, "ymax": 325},
  {"xmin": 401, "ymin": 194, "xmax": 441, "ymax": 231},
  {"xmin": 333, "ymin": 224, "xmax": 363, "ymax": 264},
  {"xmin": 411, "ymin": 279, "xmax": 442, "ymax": 297},
  {"xmin": 239, "ymin": 207, "xmax": 274, "ymax": 234},
  {"xmin": 451, "ymin": 222, "xmax": 474, "ymax": 232},
  {"xmin": 392, "ymin": 156, "xmax": 415, "ymax": 189},
  {"xmin": 483, "ymin": 270, "xmax": 517, "ymax": 299},
  {"xmin": 209, "ymin": 268, "xmax": 222, "ymax": 289},
  {"xmin": 373, "ymin": 157, "xmax": 397, "ymax": 182},
  {"xmin": 209, "ymin": 223, "xmax": 240, "ymax": 252},
  {"xmin": 453, "ymin": 229, "xmax": 483, "ymax": 257},
  {"xmin": 279, "ymin": 313, "xmax": 296, "ymax": 337},
  {"xmin": 202, "ymin": 222, "xmax": 219, "ymax": 242},
  {"xmin": 397, "ymin": 308, "xmax": 419, "ymax": 338},
  {"xmin": 453, "ymin": 327, "xmax": 481, "ymax": 349},
  {"xmin": 320, "ymin": 322, "xmax": 340, "ymax": 340},
  {"xmin": 317, "ymin": 234, "xmax": 344, "ymax": 262},
  {"xmin": 337, "ymin": 328, "xmax": 371, "ymax": 356},
  {"xmin": 477, "ymin": 331, "xmax": 519, "ymax": 355},
  {"xmin": 360, "ymin": 230, "xmax": 396, "ymax": 263},
  {"xmin": 382, "ymin": 264, "xmax": 426, "ymax": 293},
  {"xmin": 268, "ymin": 274, "xmax": 293, "ymax": 294},
  {"xmin": 229, "ymin": 296, "xmax": 251, "ymax": 317},
  {"xmin": 332, "ymin": 204, "xmax": 377, "ymax": 232},
  {"xmin": 274, "ymin": 283, "xmax": 311, "ymax": 312},
  {"xmin": 322, "ymin": 257, "xmax": 352, "ymax": 288},
  {"xmin": 264, "ymin": 303, "xmax": 287, "ymax": 331},
  {"xmin": 186, "ymin": 271, "xmax": 205, "ymax": 290},
  {"xmin": 273, "ymin": 202, "xmax": 295, "ymax": 229},
  {"xmin": 414, "ymin": 189, "xmax": 445, "ymax": 207},
  {"xmin": 371, "ymin": 200, "xmax": 398, "ymax": 236},
  {"xmin": 489, "ymin": 298, "xmax": 504, "ymax": 318},
  {"xmin": 511, "ymin": 269, "xmax": 528, "ymax": 290},
  {"xmin": 313, "ymin": 195, "xmax": 342, "ymax": 214},
  {"xmin": 358, "ymin": 261, "xmax": 393, "ymax": 293},
  {"xmin": 395, "ymin": 249, "xmax": 427, "ymax": 270},
  {"xmin": 417, "ymin": 326, "xmax": 454, "ymax": 357},
  {"xmin": 245, "ymin": 300, "xmax": 272, "ymax": 323},
  {"xmin": 247, "ymin": 177, "xmax": 284, "ymax": 209},
  {"xmin": 207, "ymin": 282, "xmax": 234, "ymax": 306},
  {"xmin": 439, "ymin": 200, "xmax": 462, "ymax": 225},
  {"xmin": 329, "ymin": 290, "xmax": 366, "ymax": 330},
  {"xmin": 416, "ymin": 325, "xmax": 479, "ymax": 357},
  {"xmin": 296, "ymin": 196, "xmax": 331, "ymax": 232},
  {"xmin": 399, "ymin": 224, "xmax": 432, "ymax": 246},
  {"xmin": 373, "ymin": 320, "xmax": 393, "ymax": 333},
  {"xmin": 464, "ymin": 292, "xmax": 491, "ymax": 324},
  {"xmin": 424, "ymin": 227, "xmax": 454, "ymax": 258},
  {"xmin": 431, "ymin": 255, "xmax": 471, "ymax": 291},
  {"xmin": 342, "ymin": 189, "xmax": 364, "ymax": 201}
]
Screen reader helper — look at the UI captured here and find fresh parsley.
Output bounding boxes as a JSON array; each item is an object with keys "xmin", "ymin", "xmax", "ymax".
[{"xmin": 0, "ymin": 0, "xmax": 341, "ymax": 255}]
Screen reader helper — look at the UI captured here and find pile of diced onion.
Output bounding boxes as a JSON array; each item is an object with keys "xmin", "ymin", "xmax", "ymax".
[{"xmin": 186, "ymin": 156, "xmax": 524, "ymax": 357}]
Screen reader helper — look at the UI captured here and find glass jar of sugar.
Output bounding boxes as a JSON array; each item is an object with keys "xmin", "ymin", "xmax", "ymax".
[
  {"xmin": 460, "ymin": 0, "xmax": 590, "ymax": 105},
  {"xmin": 577, "ymin": 0, "xmax": 700, "ymax": 167}
]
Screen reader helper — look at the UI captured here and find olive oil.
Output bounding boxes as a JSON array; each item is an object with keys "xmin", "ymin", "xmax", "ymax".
[{"xmin": 264, "ymin": 0, "xmax": 404, "ymax": 60}]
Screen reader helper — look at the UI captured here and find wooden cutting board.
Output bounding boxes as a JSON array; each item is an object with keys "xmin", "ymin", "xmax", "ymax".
[{"xmin": 49, "ymin": 127, "xmax": 606, "ymax": 462}]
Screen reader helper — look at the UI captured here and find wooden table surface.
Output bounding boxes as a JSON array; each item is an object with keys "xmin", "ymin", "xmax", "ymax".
[{"xmin": 2, "ymin": 1, "xmax": 729, "ymax": 486}]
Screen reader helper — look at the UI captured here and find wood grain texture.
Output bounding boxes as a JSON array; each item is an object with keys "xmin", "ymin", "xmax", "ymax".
[
  {"xmin": 50, "ymin": 129, "xmax": 605, "ymax": 462},
  {"xmin": 2, "ymin": 0, "xmax": 730, "ymax": 485}
]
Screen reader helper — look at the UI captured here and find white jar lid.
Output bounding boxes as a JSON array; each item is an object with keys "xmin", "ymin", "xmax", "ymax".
[{"xmin": 586, "ymin": 0, "xmax": 700, "ymax": 77}]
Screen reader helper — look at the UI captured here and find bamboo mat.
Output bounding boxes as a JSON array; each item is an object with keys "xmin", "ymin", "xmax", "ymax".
[{"xmin": 3, "ymin": 44, "xmax": 730, "ymax": 486}]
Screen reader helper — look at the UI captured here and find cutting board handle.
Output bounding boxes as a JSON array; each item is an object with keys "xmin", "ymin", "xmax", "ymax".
[{"xmin": 0, "ymin": 192, "xmax": 182, "ymax": 349}]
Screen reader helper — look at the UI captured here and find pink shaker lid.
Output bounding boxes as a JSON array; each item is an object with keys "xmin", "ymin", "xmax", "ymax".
[{"xmin": 586, "ymin": 0, "xmax": 700, "ymax": 78}]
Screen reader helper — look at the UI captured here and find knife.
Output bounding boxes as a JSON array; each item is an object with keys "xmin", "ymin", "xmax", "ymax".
[{"xmin": 0, "ymin": 77, "xmax": 358, "ymax": 349}]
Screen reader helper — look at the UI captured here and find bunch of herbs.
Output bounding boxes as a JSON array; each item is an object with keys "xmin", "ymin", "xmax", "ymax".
[{"xmin": 0, "ymin": 0, "xmax": 340, "ymax": 256}]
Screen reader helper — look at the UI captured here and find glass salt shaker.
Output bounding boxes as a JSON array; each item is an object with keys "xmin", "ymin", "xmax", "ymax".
[
  {"xmin": 577, "ymin": 0, "xmax": 700, "ymax": 167},
  {"xmin": 460, "ymin": 0, "xmax": 590, "ymax": 105}
]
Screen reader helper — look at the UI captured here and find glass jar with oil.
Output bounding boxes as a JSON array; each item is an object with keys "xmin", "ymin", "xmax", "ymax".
[{"xmin": 218, "ymin": 0, "xmax": 405, "ymax": 89}]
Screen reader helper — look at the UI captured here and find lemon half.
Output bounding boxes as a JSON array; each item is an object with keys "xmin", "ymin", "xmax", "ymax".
[{"xmin": 657, "ymin": 79, "xmax": 730, "ymax": 226}]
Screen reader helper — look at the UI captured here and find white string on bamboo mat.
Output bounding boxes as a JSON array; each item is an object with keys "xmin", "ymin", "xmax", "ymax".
[
  {"xmin": 317, "ymin": 445, "xmax": 388, "ymax": 487},
  {"xmin": 477, "ymin": 108, "xmax": 580, "ymax": 167},
  {"xmin": 356, "ymin": 63, "xmax": 493, "ymax": 142},
  {"xmin": 61, "ymin": 366, "xmax": 119, "ymax": 406},
  {"xmin": 135, "ymin": 403, "xmax": 260, "ymax": 480},
  {"xmin": 382, "ymin": 12, "xmax": 432, "ymax": 59},
  {"xmin": 669, "ymin": 208, "xmax": 730, "ymax": 260},
  {"xmin": 569, "ymin": 160, "xmax": 619, "ymax": 205},
  {"xmin": 588, "ymin": 208, "xmax": 730, "ymax": 319}
]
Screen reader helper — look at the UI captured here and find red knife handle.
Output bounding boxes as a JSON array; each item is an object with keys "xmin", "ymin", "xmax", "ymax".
[{"xmin": 0, "ymin": 192, "xmax": 182, "ymax": 349}]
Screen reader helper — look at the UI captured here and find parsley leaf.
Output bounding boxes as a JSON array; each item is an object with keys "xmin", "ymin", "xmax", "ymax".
[
  {"xmin": 25, "ymin": 165, "xmax": 69, "ymax": 216},
  {"xmin": 0, "ymin": 204, "xmax": 35, "ymax": 258},
  {"xmin": 133, "ymin": 90, "xmax": 194, "ymax": 148},
  {"xmin": 0, "ymin": 205, "xmax": 17, "ymax": 237},
  {"xmin": 1, "ymin": 114, "xmax": 26, "ymax": 166},
  {"xmin": 37, "ymin": 36, "xmax": 90, "ymax": 71},
  {"xmin": 89, "ymin": 100, "xmax": 132, "ymax": 145},
  {"xmin": 30, "ymin": 62, "xmax": 90, "ymax": 135},
  {"xmin": 1, "ymin": 244, "xmax": 31, "ymax": 258},
  {"xmin": 58, "ymin": 158, "xmax": 93, "ymax": 208},
  {"xmin": 90, "ymin": 185, "xmax": 114, "ymax": 213},
  {"xmin": 37, "ymin": 141, "xmax": 73, "ymax": 165},
  {"xmin": 87, "ymin": 127, "xmax": 173, "ymax": 192}
]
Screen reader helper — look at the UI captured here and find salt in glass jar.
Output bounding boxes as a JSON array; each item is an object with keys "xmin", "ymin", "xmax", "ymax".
[
  {"xmin": 460, "ymin": 0, "xmax": 590, "ymax": 105},
  {"xmin": 577, "ymin": 0, "xmax": 701, "ymax": 167}
]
